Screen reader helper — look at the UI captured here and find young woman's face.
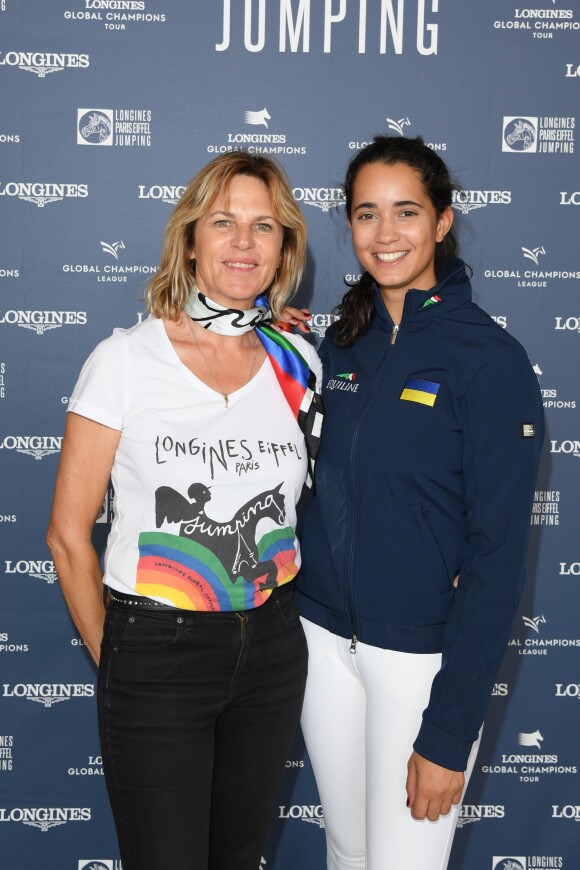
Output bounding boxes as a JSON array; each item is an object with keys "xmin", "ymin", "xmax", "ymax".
[
  {"xmin": 348, "ymin": 161, "xmax": 453, "ymax": 297},
  {"xmin": 191, "ymin": 174, "xmax": 284, "ymax": 310}
]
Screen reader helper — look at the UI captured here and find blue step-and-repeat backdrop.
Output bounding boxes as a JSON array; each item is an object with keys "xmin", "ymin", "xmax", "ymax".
[{"xmin": 1, "ymin": 2, "xmax": 579, "ymax": 869}]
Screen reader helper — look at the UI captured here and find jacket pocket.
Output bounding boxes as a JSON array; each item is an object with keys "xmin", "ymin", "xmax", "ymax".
[{"xmin": 409, "ymin": 504, "xmax": 454, "ymax": 590}]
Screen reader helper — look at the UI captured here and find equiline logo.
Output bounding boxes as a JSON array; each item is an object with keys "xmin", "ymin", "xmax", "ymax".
[{"xmin": 326, "ymin": 375, "xmax": 359, "ymax": 393}]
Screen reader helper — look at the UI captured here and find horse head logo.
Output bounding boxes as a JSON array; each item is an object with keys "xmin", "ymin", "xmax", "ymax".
[
  {"xmin": 244, "ymin": 108, "xmax": 271, "ymax": 128},
  {"xmin": 505, "ymin": 118, "xmax": 536, "ymax": 151},
  {"xmin": 80, "ymin": 111, "xmax": 113, "ymax": 144},
  {"xmin": 518, "ymin": 730, "xmax": 543, "ymax": 749}
]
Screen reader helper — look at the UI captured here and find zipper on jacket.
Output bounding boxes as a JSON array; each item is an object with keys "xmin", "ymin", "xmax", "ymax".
[{"xmin": 345, "ymin": 307, "xmax": 406, "ymax": 651}]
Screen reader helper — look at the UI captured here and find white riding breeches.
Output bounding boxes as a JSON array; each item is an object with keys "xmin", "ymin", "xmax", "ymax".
[{"xmin": 300, "ymin": 618, "xmax": 481, "ymax": 870}]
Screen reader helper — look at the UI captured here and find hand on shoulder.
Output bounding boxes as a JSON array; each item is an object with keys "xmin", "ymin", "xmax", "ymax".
[{"xmin": 277, "ymin": 306, "xmax": 311, "ymax": 334}]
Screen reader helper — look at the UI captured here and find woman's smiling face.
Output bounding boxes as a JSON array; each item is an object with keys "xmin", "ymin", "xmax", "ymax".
[
  {"xmin": 191, "ymin": 174, "xmax": 284, "ymax": 310},
  {"xmin": 348, "ymin": 161, "xmax": 453, "ymax": 298}
]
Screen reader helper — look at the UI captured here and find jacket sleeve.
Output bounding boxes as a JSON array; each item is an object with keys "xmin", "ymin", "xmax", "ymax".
[{"xmin": 413, "ymin": 347, "xmax": 544, "ymax": 771}]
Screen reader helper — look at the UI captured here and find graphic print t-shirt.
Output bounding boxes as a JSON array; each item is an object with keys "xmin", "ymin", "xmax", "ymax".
[{"xmin": 68, "ymin": 316, "xmax": 321, "ymax": 611}]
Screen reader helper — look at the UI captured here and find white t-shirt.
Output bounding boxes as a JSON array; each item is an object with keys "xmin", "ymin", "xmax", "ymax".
[{"xmin": 68, "ymin": 316, "xmax": 321, "ymax": 612}]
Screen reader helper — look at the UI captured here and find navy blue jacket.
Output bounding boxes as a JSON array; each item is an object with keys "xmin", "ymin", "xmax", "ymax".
[{"xmin": 295, "ymin": 259, "xmax": 544, "ymax": 771}]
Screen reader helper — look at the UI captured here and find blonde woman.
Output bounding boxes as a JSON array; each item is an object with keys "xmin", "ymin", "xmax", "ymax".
[{"xmin": 47, "ymin": 152, "xmax": 322, "ymax": 870}]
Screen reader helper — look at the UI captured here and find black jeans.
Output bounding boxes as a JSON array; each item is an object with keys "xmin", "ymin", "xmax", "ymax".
[{"xmin": 97, "ymin": 584, "xmax": 308, "ymax": 870}]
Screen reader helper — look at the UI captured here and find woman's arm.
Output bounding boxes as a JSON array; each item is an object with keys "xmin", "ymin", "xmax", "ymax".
[
  {"xmin": 409, "ymin": 349, "xmax": 543, "ymax": 795},
  {"xmin": 46, "ymin": 412, "xmax": 121, "ymax": 665}
]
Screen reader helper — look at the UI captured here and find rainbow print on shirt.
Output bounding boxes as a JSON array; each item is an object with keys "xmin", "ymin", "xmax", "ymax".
[
  {"xmin": 136, "ymin": 527, "xmax": 297, "ymax": 611},
  {"xmin": 135, "ymin": 482, "xmax": 297, "ymax": 611}
]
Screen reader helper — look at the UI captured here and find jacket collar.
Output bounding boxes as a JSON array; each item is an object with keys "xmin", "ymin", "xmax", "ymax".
[{"xmin": 373, "ymin": 258, "xmax": 472, "ymax": 332}]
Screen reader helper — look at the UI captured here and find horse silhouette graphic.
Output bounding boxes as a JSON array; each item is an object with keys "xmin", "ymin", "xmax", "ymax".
[
  {"xmin": 522, "ymin": 245, "xmax": 545, "ymax": 266},
  {"xmin": 100, "ymin": 240, "xmax": 125, "ymax": 259},
  {"xmin": 522, "ymin": 614, "xmax": 546, "ymax": 634},
  {"xmin": 245, "ymin": 108, "xmax": 271, "ymax": 128},
  {"xmin": 154, "ymin": 482, "xmax": 287, "ymax": 588},
  {"xmin": 386, "ymin": 116, "xmax": 411, "ymax": 136},
  {"xmin": 518, "ymin": 730, "xmax": 543, "ymax": 749}
]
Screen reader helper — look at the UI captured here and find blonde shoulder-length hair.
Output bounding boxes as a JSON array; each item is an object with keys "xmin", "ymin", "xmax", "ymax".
[{"xmin": 147, "ymin": 151, "xmax": 307, "ymax": 321}]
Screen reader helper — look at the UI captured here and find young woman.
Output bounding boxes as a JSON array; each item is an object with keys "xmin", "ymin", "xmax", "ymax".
[
  {"xmin": 47, "ymin": 151, "xmax": 322, "ymax": 870},
  {"xmin": 293, "ymin": 136, "xmax": 544, "ymax": 869}
]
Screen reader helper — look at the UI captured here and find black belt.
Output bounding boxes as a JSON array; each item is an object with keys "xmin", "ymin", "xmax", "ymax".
[
  {"xmin": 106, "ymin": 581, "xmax": 293, "ymax": 613},
  {"xmin": 106, "ymin": 588, "xmax": 181, "ymax": 611}
]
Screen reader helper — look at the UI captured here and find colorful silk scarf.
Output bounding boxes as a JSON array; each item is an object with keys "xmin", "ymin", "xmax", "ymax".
[{"xmin": 184, "ymin": 288, "xmax": 323, "ymax": 491}]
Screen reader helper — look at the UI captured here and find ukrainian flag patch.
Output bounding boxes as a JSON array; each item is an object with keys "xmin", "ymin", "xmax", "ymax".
[{"xmin": 400, "ymin": 377, "xmax": 440, "ymax": 407}]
